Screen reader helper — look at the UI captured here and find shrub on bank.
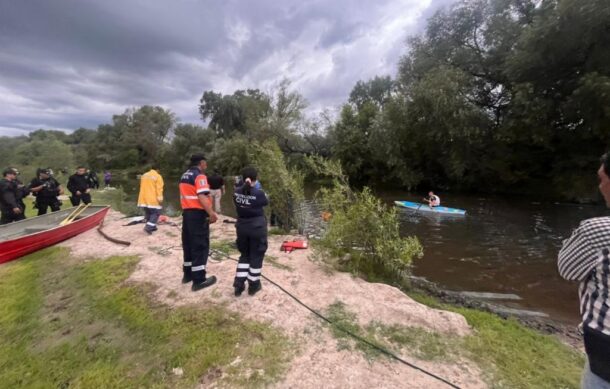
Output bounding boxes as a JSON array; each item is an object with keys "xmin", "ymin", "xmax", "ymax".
[
  {"xmin": 249, "ymin": 140, "xmax": 304, "ymax": 233},
  {"xmin": 308, "ymin": 156, "xmax": 423, "ymax": 278}
]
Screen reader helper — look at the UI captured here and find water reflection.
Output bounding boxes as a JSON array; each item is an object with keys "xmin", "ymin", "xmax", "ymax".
[{"xmin": 387, "ymin": 192, "xmax": 609, "ymax": 324}]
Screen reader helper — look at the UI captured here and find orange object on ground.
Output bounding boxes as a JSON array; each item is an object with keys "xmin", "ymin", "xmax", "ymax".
[
  {"xmin": 321, "ymin": 211, "xmax": 332, "ymax": 222},
  {"xmin": 280, "ymin": 240, "xmax": 308, "ymax": 253}
]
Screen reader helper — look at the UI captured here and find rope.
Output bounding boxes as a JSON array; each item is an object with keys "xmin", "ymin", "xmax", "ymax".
[{"xmin": 209, "ymin": 248, "xmax": 461, "ymax": 389}]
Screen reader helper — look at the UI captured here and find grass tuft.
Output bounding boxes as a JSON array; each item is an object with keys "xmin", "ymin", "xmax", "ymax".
[{"xmin": 0, "ymin": 247, "xmax": 291, "ymax": 388}]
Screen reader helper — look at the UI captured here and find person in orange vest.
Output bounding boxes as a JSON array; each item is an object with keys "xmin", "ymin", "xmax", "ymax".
[
  {"xmin": 137, "ymin": 163, "xmax": 164, "ymax": 234},
  {"xmin": 179, "ymin": 154, "xmax": 218, "ymax": 291}
]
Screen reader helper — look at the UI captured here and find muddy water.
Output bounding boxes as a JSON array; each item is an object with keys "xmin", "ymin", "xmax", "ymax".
[
  {"xmin": 116, "ymin": 176, "xmax": 606, "ymax": 325},
  {"xmin": 379, "ymin": 191, "xmax": 608, "ymax": 325}
]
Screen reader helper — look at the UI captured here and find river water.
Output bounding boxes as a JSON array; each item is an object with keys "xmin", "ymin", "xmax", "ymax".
[
  {"xmin": 116, "ymin": 177, "xmax": 606, "ymax": 325},
  {"xmin": 380, "ymin": 191, "xmax": 608, "ymax": 325}
]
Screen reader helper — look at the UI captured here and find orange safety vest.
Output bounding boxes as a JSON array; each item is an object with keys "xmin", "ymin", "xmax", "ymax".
[{"xmin": 179, "ymin": 167, "xmax": 211, "ymax": 210}]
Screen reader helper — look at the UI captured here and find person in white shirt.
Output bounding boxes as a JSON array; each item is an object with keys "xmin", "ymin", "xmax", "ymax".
[{"xmin": 424, "ymin": 191, "xmax": 441, "ymax": 207}]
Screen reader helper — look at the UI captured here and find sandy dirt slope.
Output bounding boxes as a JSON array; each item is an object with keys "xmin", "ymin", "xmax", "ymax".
[{"xmin": 60, "ymin": 210, "xmax": 486, "ymax": 388}]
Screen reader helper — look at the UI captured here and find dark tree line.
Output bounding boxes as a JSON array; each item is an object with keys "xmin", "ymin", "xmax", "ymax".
[{"xmin": 330, "ymin": 0, "xmax": 610, "ymax": 199}]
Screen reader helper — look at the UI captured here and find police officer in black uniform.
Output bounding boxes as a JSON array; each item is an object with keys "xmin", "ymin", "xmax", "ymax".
[
  {"xmin": 30, "ymin": 169, "xmax": 63, "ymax": 215},
  {"xmin": 67, "ymin": 166, "xmax": 92, "ymax": 206},
  {"xmin": 11, "ymin": 168, "xmax": 30, "ymax": 213},
  {"xmin": 0, "ymin": 168, "xmax": 25, "ymax": 224},
  {"xmin": 233, "ymin": 167, "xmax": 269, "ymax": 296}
]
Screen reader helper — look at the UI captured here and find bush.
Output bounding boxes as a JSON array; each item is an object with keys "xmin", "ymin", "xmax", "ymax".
[
  {"xmin": 249, "ymin": 140, "xmax": 304, "ymax": 232},
  {"xmin": 308, "ymin": 156, "xmax": 423, "ymax": 278}
]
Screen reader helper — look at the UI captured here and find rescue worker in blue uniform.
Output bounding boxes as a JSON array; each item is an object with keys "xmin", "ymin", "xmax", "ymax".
[
  {"xmin": 179, "ymin": 154, "xmax": 218, "ymax": 291},
  {"xmin": 233, "ymin": 167, "xmax": 269, "ymax": 296}
]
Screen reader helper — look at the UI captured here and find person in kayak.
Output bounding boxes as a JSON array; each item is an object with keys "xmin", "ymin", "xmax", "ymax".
[
  {"xmin": 424, "ymin": 191, "xmax": 441, "ymax": 208},
  {"xmin": 233, "ymin": 167, "xmax": 269, "ymax": 297}
]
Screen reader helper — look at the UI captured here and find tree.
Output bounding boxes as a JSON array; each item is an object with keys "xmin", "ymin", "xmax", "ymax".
[{"xmin": 199, "ymin": 89, "xmax": 271, "ymax": 137}]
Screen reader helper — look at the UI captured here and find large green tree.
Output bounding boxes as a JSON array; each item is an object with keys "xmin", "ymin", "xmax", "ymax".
[{"xmin": 333, "ymin": 0, "xmax": 610, "ymax": 199}]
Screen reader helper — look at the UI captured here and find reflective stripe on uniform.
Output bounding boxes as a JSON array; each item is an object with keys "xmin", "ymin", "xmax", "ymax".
[
  {"xmin": 183, "ymin": 262, "xmax": 192, "ymax": 266},
  {"xmin": 247, "ymin": 275, "xmax": 260, "ymax": 282},
  {"xmin": 181, "ymin": 195, "xmax": 198, "ymax": 200},
  {"xmin": 192, "ymin": 265, "xmax": 206, "ymax": 272},
  {"xmin": 236, "ymin": 271, "xmax": 248, "ymax": 277},
  {"xmin": 249, "ymin": 268, "xmax": 262, "ymax": 274},
  {"xmin": 146, "ymin": 222, "xmax": 156, "ymax": 227},
  {"xmin": 237, "ymin": 263, "xmax": 250, "ymax": 269}
]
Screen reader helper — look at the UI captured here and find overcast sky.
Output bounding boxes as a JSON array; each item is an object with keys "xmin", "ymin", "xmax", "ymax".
[{"xmin": 0, "ymin": 0, "xmax": 455, "ymax": 136}]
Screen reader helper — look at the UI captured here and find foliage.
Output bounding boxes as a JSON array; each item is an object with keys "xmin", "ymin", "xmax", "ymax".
[
  {"xmin": 199, "ymin": 89, "xmax": 271, "ymax": 137},
  {"xmin": 0, "ymin": 247, "xmax": 291, "ymax": 388},
  {"xmin": 331, "ymin": 0, "xmax": 610, "ymax": 199},
  {"xmin": 409, "ymin": 293, "xmax": 584, "ymax": 388},
  {"xmin": 307, "ymin": 156, "xmax": 423, "ymax": 278},
  {"xmin": 249, "ymin": 140, "xmax": 304, "ymax": 232},
  {"xmin": 89, "ymin": 105, "xmax": 176, "ymax": 170},
  {"xmin": 162, "ymin": 123, "xmax": 216, "ymax": 175}
]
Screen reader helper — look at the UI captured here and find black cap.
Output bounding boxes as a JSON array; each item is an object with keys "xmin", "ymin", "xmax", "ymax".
[
  {"xmin": 190, "ymin": 154, "xmax": 206, "ymax": 165},
  {"xmin": 2, "ymin": 168, "xmax": 17, "ymax": 177},
  {"xmin": 40, "ymin": 168, "xmax": 50, "ymax": 175}
]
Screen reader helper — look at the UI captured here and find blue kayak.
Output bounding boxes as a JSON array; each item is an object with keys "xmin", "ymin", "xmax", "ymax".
[{"xmin": 394, "ymin": 201, "xmax": 466, "ymax": 215}]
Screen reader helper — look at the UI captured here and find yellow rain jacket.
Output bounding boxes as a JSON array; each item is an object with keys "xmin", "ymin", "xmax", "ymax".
[{"xmin": 137, "ymin": 169, "xmax": 164, "ymax": 209}]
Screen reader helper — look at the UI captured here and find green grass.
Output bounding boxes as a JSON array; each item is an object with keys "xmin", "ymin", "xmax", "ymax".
[
  {"xmin": 265, "ymin": 255, "xmax": 294, "ymax": 271},
  {"xmin": 324, "ymin": 298, "xmax": 583, "ymax": 388},
  {"xmin": 210, "ymin": 239, "xmax": 238, "ymax": 256},
  {"xmin": 0, "ymin": 247, "xmax": 291, "ymax": 388},
  {"xmin": 91, "ymin": 188, "xmax": 140, "ymax": 215},
  {"xmin": 268, "ymin": 227, "xmax": 285, "ymax": 236},
  {"xmin": 22, "ymin": 187, "xmax": 137, "ymax": 219},
  {"xmin": 408, "ymin": 293, "xmax": 584, "ymax": 388},
  {"xmin": 324, "ymin": 301, "xmax": 383, "ymax": 359}
]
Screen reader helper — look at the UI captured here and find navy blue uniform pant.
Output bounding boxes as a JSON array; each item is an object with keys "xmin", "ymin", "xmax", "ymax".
[
  {"xmin": 182, "ymin": 209, "xmax": 209, "ymax": 282},
  {"xmin": 0, "ymin": 208, "xmax": 25, "ymax": 224},
  {"xmin": 36, "ymin": 197, "xmax": 61, "ymax": 216},
  {"xmin": 143, "ymin": 208, "xmax": 160, "ymax": 232},
  {"xmin": 234, "ymin": 217, "xmax": 268, "ymax": 287},
  {"xmin": 70, "ymin": 193, "xmax": 91, "ymax": 206}
]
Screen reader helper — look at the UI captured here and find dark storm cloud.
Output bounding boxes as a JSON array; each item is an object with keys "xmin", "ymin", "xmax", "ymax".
[{"xmin": 0, "ymin": 0, "xmax": 456, "ymax": 135}]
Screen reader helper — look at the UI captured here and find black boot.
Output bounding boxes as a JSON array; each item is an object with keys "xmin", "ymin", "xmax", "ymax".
[
  {"xmin": 248, "ymin": 282, "xmax": 262, "ymax": 296},
  {"xmin": 181, "ymin": 274, "xmax": 192, "ymax": 284},
  {"xmin": 234, "ymin": 283, "xmax": 245, "ymax": 297},
  {"xmin": 192, "ymin": 276, "xmax": 217, "ymax": 292}
]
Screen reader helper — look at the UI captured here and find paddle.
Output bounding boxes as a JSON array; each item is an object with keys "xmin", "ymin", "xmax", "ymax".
[{"xmin": 60, "ymin": 203, "xmax": 91, "ymax": 226}]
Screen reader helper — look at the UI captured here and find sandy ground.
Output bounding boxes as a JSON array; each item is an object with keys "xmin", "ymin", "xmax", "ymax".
[{"xmin": 60, "ymin": 210, "xmax": 486, "ymax": 388}]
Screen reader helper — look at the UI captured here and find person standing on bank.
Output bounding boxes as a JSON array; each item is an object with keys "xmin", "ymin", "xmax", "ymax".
[
  {"xmin": 233, "ymin": 167, "xmax": 269, "ymax": 297},
  {"xmin": 67, "ymin": 167, "xmax": 92, "ymax": 206},
  {"xmin": 180, "ymin": 154, "xmax": 218, "ymax": 291},
  {"xmin": 30, "ymin": 168, "xmax": 63, "ymax": 215},
  {"xmin": 0, "ymin": 168, "xmax": 25, "ymax": 224},
  {"xmin": 208, "ymin": 170, "xmax": 225, "ymax": 214},
  {"xmin": 558, "ymin": 152, "xmax": 610, "ymax": 388},
  {"xmin": 137, "ymin": 163, "xmax": 164, "ymax": 235},
  {"xmin": 11, "ymin": 168, "xmax": 30, "ymax": 214},
  {"xmin": 104, "ymin": 170, "xmax": 112, "ymax": 188}
]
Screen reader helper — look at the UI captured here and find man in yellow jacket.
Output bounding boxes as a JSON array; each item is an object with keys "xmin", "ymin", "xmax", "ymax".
[{"xmin": 137, "ymin": 163, "xmax": 164, "ymax": 235}]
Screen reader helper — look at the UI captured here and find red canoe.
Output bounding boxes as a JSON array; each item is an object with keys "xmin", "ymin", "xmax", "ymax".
[{"xmin": 0, "ymin": 205, "xmax": 110, "ymax": 264}]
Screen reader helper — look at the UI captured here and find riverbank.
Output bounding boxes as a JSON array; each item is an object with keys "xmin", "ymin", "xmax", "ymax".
[{"xmin": 0, "ymin": 203, "xmax": 586, "ymax": 387}]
